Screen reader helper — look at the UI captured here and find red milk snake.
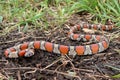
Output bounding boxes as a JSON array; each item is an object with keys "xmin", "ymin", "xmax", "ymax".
[{"xmin": 4, "ymin": 23, "xmax": 114, "ymax": 58}]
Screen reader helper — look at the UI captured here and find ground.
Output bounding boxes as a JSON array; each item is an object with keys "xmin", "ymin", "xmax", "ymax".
[{"xmin": 0, "ymin": 14, "xmax": 120, "ymax": 80}]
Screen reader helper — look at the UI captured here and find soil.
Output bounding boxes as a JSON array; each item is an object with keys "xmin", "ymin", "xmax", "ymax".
[{"xmin": 0, "ymin": 14, "xmax": 120, "ymax": 80}]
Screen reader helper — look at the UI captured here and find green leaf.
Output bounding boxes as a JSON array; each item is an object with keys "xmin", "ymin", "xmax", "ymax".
[
  {"xmin": 31, "ymin": 13, "xmax": 43, "ymax": 21},
  {"xmin": 105, "ymin": 65, "xmax": 120, "ymax": 71},
  {"xmin": 97, "ymin": 1, "xmax": 106, "ymax": 14},
  {"xmin": 112, "ymin": 74, "xmax": 120, "ymax": 78},
  {"xmin": 0, "ymin": 16, "xmax": 3, "ymax": 23},
  {"xmin": 112, "ymin": 0, "xmax": 120, "ymax": 13},
  {"xmin": 23, "ymin": 22, "xmax": 28, "ymax": 32},
  {"xmin": 105, "ymin": 3, "xmax": 119, "ymax": 15}
]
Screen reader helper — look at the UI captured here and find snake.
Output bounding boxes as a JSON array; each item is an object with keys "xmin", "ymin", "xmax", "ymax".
[{"xmin": 4, "ymin": 23, "xmax": 114, "ymax": 58}]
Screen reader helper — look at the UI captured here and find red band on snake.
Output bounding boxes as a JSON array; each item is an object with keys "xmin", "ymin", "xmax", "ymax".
[{"xmin": 4, "ymin": 23, "xmax": 114, "ymax": 58}]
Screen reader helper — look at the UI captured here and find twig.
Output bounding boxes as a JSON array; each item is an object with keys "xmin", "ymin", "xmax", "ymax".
[
  {"xmin": 0, "ymin": 72, "xmax": 8, "ymax": 80},
  {"xmin": 114, "ymin": 49, "xmax": 120, "ymax": 54},
  {"xmin": 0, "ymin": 36, "xmax": 30, "ymax": 44},
  {"xmin": 4, "ymin": 67, "xmax": 36, "ymax": 70},
  {"xmin": 41, "ymin": 58, "xmax": 62, "ymax": 71},
  {"xmin": 24, "ymin": 68, "xmax": 37, "ymax": 78},
  {"xmin": 85, "ymin": 73, "xmax": 96, "ymax": 80},
  {"xmin": 54, "ymin": 55, "xmax": 72, "ymax": 71},
  {"xmin": 41, "ymin": 69, "xmax": 81, "ymax": 80},
  {"xmin": 95, "ymin": 64, "xmax": 104, "ymax": 75},
  {"xmin": 17, "ymin": 71, "xmax": 21, "ymax": 80},
  {"xmin": 109, "ymin": 29, "xmax": 120, "ymax": 41},
  {"xmin": 65, "ymin": 55, "xmax": 76, "ymax": 72},
  {"xmin": 0, "ymin": 60, "xmax": 8, "ymax": 64},
  {"xmin": 73, "ymin": 68, "xmax": 93, "ymax": 73},
  {"xmin": 1, "ymin": 69, "xmax": 10, "ymax": 79},
  {"xmin": 85, "ymin": 73, "xmax": 110, "ymax": 79}
]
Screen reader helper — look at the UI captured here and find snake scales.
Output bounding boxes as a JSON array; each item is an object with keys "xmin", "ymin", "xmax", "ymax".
[{"xmin": 4, "ymin": 23, "xmax": 114, "ymax": 58}]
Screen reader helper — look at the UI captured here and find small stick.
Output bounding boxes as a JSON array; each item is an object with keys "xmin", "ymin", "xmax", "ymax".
[
  {"xmin": 17, "ymin": 71, "xmax": 21, "ymax": 80},
  {"xmin": 41, "ymin": 69, "xmax": 81, "ymax": 80},
  {"xmin": 41, "ymin": 58, "xmax": 62, "ymax": 71}
]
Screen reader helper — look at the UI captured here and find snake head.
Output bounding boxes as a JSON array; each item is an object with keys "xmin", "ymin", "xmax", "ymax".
[{"xmin": 24, "ymin": 49, "xmax": 34, "ymax": 57}]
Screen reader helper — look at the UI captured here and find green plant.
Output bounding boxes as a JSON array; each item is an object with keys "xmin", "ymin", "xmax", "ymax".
[
  {"xmin": 0, "ymin": 0, "xmax": 119, "ymax": 35},
  {"xmin": 95, "ymin": 0, "xmax": 120, "ymax": 26},
  {"xmin": 105, "ymin": 65, "xmax": 120, "ymax": 79}
]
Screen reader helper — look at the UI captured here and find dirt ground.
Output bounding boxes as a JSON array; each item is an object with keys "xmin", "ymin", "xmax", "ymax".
[{"xmin": 0, "ymin": 14, "xmax": 120, "ymax": 80}]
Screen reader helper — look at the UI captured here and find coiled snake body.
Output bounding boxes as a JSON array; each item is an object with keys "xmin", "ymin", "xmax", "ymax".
[{"xmin": 4, "ymin": 23, "xmax": 114, "ymax": 58}]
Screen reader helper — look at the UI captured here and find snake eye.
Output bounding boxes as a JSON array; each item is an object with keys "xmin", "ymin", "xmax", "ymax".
[{"xmin": 4, "ymin": 50, "xmax": 9, "ymax": 57}]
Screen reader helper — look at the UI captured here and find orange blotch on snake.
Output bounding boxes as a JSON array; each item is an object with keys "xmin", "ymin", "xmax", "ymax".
[
  {"xmin": 102, "ymin": 41, "xmax": 108, "ymax": 49},
  {"xmin": 10, "ymin": 48, "xmax": 16, "ymax": 52},
  {"xmin": 4, "ymin": 50, "xmax": 9, "ymax": 57},
  {"xmin": 18, "ymin": 50, "xmax": 26, "ymax": 57},
  {"xmin": 108, "ymin": 25, "xmax": 113, "ymax": 30},
  {"xmin": 93, "ymin": 25, "xmax": 97, "ymax": 30},
  {"xmin": 76, "ymin": 46, "xmax": 84, "ymax": 55},
  {"xmin": 59, "ymin": 45, "xmax": 69, "ymax": 55},
  {"xmin": 20, "ymin": 43, "xmax": 29, "ymax": 50},
  {"xmin": 73, "ymin": 34, "xmax": 79, "ymax": 40},
  {"xmin": 34, "ymin": 41, "xmax": 40, "ymax": 49},
  {"xmin": 77, "ymin": 25, "xmax": 81, "ymax": 30},
  {"xmin": 102, "ymin": 25, "xmax": 106, "ymax": 30},
  {"xmin": 85, "ymin": 35, "xmax": 91, "ymax": 41},
  {"xmin": 45, "ymin": 42, "xmax": 53, "ymax": 52},
  {"xmin": 91, "ymin": 44, "xmax": 99, "ymax": 54}
]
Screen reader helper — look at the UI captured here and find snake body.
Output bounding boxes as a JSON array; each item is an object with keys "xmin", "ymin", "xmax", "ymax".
[{"xmin": 4, "ymin": 23, "xmax": 114, "ymax": 58}]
